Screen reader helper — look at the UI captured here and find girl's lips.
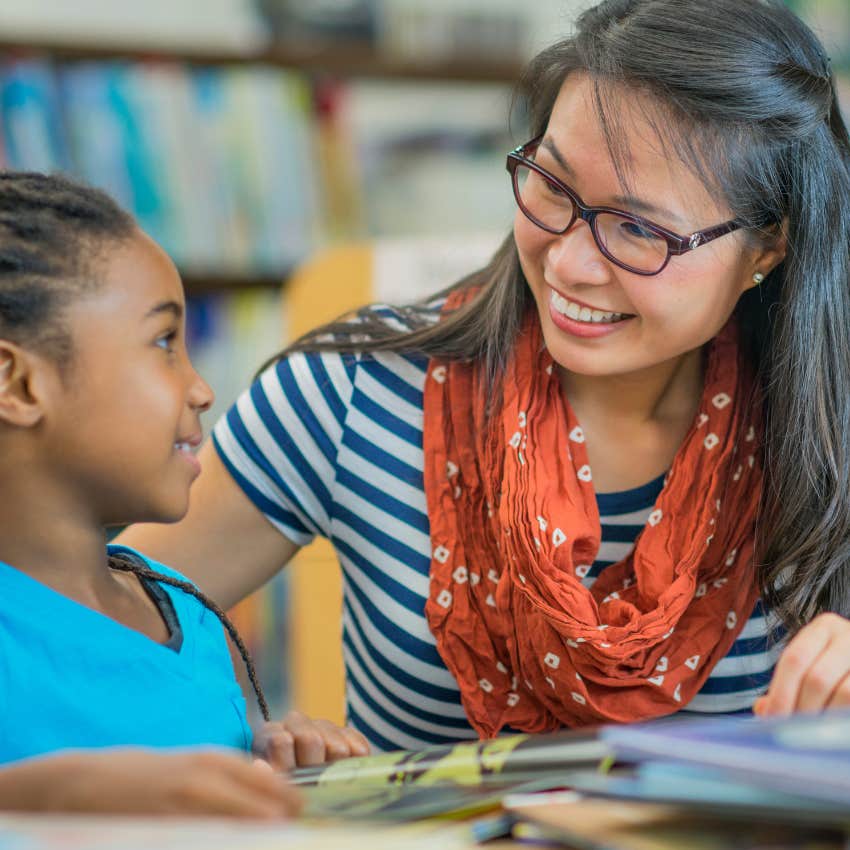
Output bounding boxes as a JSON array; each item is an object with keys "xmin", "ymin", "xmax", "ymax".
[{"xmin": 174, "ymin": 441, "xmax": 202, "ymax": 477}]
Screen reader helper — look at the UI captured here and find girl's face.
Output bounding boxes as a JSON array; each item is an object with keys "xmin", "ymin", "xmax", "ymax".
[
  {"xmin": 515, "ymin": 74, "xmax": 782, "ymax": 381},
  {"xmin": 45, "ymin": 230, "xmax": 213, "ymax": 525}
]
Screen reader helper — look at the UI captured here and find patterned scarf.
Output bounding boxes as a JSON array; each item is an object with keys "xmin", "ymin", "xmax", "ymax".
[{"xmin": 423, "ymin": 300, "xmax": 762, "ymax": 737}]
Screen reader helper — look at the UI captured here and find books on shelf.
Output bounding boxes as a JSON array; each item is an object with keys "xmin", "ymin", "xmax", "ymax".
[{"xmin": 0, "ymin": 57, "xmax": 321, "ymax": 277}]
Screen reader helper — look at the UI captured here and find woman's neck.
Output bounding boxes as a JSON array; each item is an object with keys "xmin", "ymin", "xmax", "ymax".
[{"xmin": 558, "ymin": 346, "xmax": 705, "ymax": 427}]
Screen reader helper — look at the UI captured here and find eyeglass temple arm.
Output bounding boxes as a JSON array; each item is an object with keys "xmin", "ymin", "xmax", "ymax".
[{"xmin": 668, "ymin": 221, "xmax": 740, "ymax": 255}]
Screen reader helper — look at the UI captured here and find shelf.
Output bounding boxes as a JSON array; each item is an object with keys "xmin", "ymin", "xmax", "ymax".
[
  {"xmin": 0, "ymin": 37, "xmax": 524, "ymax": 83},
  {"xmin": 182, "ymin": 272, "xmax": 286, "ymax": 295}
]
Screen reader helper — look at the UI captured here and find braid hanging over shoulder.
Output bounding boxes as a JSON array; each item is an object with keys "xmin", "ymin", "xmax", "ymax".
[{"xmin": 108, "ymin": 553, "xmax": 271, "ymax": 723}]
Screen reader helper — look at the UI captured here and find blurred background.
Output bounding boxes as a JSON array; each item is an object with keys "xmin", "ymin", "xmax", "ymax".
[{"xmin": 0, "ymin": 0, "xmax": 845, "ymax": 719}]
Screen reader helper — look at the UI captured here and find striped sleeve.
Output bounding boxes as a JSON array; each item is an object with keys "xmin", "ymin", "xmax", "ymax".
[{"xmin": 212, "ymin": 350, "xmax": 355, "ymax": 546}]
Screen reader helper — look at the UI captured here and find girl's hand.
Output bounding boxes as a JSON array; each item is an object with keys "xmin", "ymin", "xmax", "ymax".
[
  {"xmin": 0, "ymin": 748, "xmax": 302, "ymax": 818},
  {"xmin": 254, "ymin": 710, "xmax": 370, "ymax": 771},
  {"xmin": 754, "ymin": 613, "xmax": 850, "ymax": 716}
]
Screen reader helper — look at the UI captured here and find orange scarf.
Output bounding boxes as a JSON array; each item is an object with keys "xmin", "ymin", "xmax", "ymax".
[{"xmin": 423, "ymin": 302, "xmax": 762, "ymax": 737}]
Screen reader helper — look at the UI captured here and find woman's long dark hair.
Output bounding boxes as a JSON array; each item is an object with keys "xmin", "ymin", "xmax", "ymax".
[{"xmin": 269, "ymin": 0, "xmax": 850, "ymax": 634}]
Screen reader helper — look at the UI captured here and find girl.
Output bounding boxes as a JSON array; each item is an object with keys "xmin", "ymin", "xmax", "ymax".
[
  {"xmin": 122, "ymin": 0, "xmax": 850, "ymax": 749},
  {"xmin": 0, "ymin": 172, "xmax": 365, "ymax": 814}
]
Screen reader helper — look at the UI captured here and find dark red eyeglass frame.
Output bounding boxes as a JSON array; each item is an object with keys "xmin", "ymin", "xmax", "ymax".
[{"xmin": 506, "ymin": 135, "xmax": 742, "ymax": 276}]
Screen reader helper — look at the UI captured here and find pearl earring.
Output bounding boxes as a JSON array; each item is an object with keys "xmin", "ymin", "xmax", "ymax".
[{"xmin": 753, "ymin": 272, "xmax": 765, "ymax": 285}]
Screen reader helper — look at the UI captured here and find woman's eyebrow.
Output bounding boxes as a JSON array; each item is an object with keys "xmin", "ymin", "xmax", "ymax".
[
  {"xmin": 541, "ymin": 136, "xmax": 687, "ymax": 229},
  {"xmin": 144, "ymin": 300, "xmax": 183, "ymax": 321}
]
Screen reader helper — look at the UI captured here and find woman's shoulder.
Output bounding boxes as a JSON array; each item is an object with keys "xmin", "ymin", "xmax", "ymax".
[{"xmin": 260, "ymin": 298, "xmax": 445, "ymax": 393}]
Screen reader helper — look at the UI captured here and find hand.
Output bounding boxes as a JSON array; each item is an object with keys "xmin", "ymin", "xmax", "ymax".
[
  {"xmin": 754, "ymin": 612, "xmax": 850, "ymax": 716},
  {"xmin": 254, "ymin": 710, "xmax": 370, "ymax": 771},
  {"xmin": 0, "ymin": 748, "xmax": 302, "ymax": 818}
]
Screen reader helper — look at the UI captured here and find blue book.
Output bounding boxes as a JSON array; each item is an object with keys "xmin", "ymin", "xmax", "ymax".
[
  {"xmin": 602, "ymin": 710, "xmax": 850, "ymax": 806},
  {"xmin": 0, "ymin": 59, "xmax": 70, "ymax": 173}
]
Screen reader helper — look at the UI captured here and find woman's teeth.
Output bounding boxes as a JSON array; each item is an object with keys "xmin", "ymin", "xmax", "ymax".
[
  {"xmin": 550, "ymin": 290, "xmax": 628, "ymax": 324},
  {"xmin": 174, "ymin": 442, "xmax": 191, "ymax": 453}
]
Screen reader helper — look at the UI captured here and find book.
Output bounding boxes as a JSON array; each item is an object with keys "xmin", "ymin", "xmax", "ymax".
[
  {"xmin": 291, "ymin": 726, "xmax": 611, "ymax": 820},
  {"xmin": 0, "ymin": 59, "xmax": 69, "ymax": 173},
  {"xmin": 502, "ymin": 792, "xmax": 846, "ymax": 850},
  {"xmin": 601, "ymin": 710, "xmax": 850, "ymax": 807}
]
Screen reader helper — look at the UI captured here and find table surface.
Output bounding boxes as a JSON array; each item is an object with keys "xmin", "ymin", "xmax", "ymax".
[{"xmin": 0, "ymin": 813, "xmax": 557, "ymax": 850}]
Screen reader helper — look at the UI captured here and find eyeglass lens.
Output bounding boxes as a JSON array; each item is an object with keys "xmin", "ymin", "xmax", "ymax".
[{"xmin": 512, "ymin": 163, "xmax": 669, "ymax": 274}]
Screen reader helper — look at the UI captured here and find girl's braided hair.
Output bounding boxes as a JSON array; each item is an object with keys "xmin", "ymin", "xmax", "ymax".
[
  {"xmin": 109, "ymin": 553, "xmax": 270, "ymax": 722},
  {"xmin": 0, "ymin": 172, "xmax": 136, "ymax": 361}
]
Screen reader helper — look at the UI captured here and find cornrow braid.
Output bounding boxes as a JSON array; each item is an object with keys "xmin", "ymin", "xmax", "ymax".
[
  {"xmin": 0, "ymin": 172, "xmax": 135, "ymax": 360},
  {"xmin": 108, "ymin": 553, "xmax": 271, "ymax": 723}
]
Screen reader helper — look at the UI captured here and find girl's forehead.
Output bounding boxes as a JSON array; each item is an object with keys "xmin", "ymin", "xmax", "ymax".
[{"xmin": 69, "ymin": 232, "xmax": 184, "ymax": 329}]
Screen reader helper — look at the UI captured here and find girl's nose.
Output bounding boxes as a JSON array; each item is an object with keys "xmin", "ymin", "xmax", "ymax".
[{"xmin": 188, "ymin": 367, "xmax": 214, "ymax": 413}]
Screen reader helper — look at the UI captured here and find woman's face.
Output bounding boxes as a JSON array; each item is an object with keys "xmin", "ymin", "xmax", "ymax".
[{"xmin": 515, "ymin": 74, "xmax": 781, "ymax": 380}]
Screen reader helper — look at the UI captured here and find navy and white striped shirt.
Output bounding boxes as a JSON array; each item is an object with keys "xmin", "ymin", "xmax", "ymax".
[{"xmin": 213, "ymin": 307, "xmax": 784, "ymax": 752}]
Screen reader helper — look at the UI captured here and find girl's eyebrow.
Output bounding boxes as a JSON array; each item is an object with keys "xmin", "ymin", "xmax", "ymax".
[
  {"xmin": 144, "ymin": 300, "xmax": 183, "ymax": 321},
  {"xmin": 540, "ymin": 136, "xmax": 687, "ymax": 229}
]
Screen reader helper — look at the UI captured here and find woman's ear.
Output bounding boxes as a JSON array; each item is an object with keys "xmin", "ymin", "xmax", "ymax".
[
  {"xmin": 745, "ymin": 220, "xmax": 788, "ymax": 292},
  {"xmin": 0, "ymin": 341, "xmax": 53, "ymax": 428}
]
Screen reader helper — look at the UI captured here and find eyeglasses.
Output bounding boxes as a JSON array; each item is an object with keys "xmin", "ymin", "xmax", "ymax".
[{"xmin": 506, "ymin": 136, "xmax": 741, "ymax": 276}]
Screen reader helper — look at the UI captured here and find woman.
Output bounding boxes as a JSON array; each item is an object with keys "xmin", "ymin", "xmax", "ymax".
[{"xmin": 121, "ymin": 0, "xmax": 850, "ymax": 751}]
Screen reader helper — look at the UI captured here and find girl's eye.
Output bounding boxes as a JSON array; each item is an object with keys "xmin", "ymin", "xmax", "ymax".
[{"xmin": 155, "ymin": 330, "xmax": 178, "ymax": 353}]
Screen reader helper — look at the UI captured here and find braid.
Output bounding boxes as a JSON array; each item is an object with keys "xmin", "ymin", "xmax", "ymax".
[
  {"xmin": 0, "ymin": 172, "xmax": 135, "ymax": 360},
  {"xmin": 108, "ymin": 554, "xmax": 271, "ymax": 723}
]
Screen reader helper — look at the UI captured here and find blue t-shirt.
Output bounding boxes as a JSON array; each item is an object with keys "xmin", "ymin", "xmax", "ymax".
[{"xmin": 0, "ymin": 544, "xmax": 252, "ymax": 764}]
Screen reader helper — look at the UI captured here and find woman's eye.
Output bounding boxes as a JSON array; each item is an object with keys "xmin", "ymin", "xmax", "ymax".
[
  {"xmin": 621, "ymin": 221, "xmax": 661, "ymax": 241},
  {"xmin": 544, "ymin": 179, "xmax": 569, "ymax": 198}
]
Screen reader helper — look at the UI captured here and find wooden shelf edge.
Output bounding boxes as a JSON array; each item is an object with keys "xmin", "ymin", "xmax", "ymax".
[
  {"xmin": 0, "ymin": 38, "xmax": 524, "ymax": 83},
  {"xmin": 182, "ymin": 272, "xmax": 286, "ymax": 295}
]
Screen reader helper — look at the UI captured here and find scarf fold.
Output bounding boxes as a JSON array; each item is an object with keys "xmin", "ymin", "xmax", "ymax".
[{"xmin": 423, "ymin": 302, "xmax": 762, "ymax": 737}]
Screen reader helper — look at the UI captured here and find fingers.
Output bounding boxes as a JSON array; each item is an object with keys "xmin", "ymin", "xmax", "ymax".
[
  {"xmin": 759, "ymin": 613, "xmax": 850, "ymax": 716},
  {"xmin": 253, "ymin": 722, "xmax": 296, "ymax": 772},
  {"xmin": 282, "ymin": 711, "xmax": 333, "ymax": 766},
  {"xmin": 268, "ymin": 711, "xmax": 371, "ymax": 767},
  {"xmin": 340, "ymin": 725, "xmax": 370, "ymax": 758}
]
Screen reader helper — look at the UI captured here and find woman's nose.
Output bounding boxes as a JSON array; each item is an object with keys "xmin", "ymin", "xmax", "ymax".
[{"xmin": 547, "ymin": 218, "xmax": 612, "ymax": 285}]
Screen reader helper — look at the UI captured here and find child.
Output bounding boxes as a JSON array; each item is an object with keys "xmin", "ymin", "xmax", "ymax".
[{"xmin": 0, "ymin": 172, "xmax": 365, "ymax": 815}]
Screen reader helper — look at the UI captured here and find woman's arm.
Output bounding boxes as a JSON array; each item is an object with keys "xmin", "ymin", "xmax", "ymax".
[{"xmin": 117, "ymin": 441, "xmax": 300, "ymax": 610}]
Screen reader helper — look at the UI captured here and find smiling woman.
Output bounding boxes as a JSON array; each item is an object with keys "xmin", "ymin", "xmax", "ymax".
[{"xmin": 120, "ymin": 0, "xmax": 850, "ymax": 751}]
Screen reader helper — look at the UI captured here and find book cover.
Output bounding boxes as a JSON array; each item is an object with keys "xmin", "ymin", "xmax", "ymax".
[{"xmin": 602, "ymin": 710, "xmax": 850, "ymax": 806}]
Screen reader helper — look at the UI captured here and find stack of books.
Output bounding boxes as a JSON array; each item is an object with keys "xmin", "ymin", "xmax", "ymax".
[{"xmin": 293, "ymin": 710, "xmax": 850, "ymax": 848}]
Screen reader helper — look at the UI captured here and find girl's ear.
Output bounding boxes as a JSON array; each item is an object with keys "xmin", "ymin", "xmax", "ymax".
[{"xmin": 0, "ymin": 341, "xmax": 53, "ymax": 428}]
